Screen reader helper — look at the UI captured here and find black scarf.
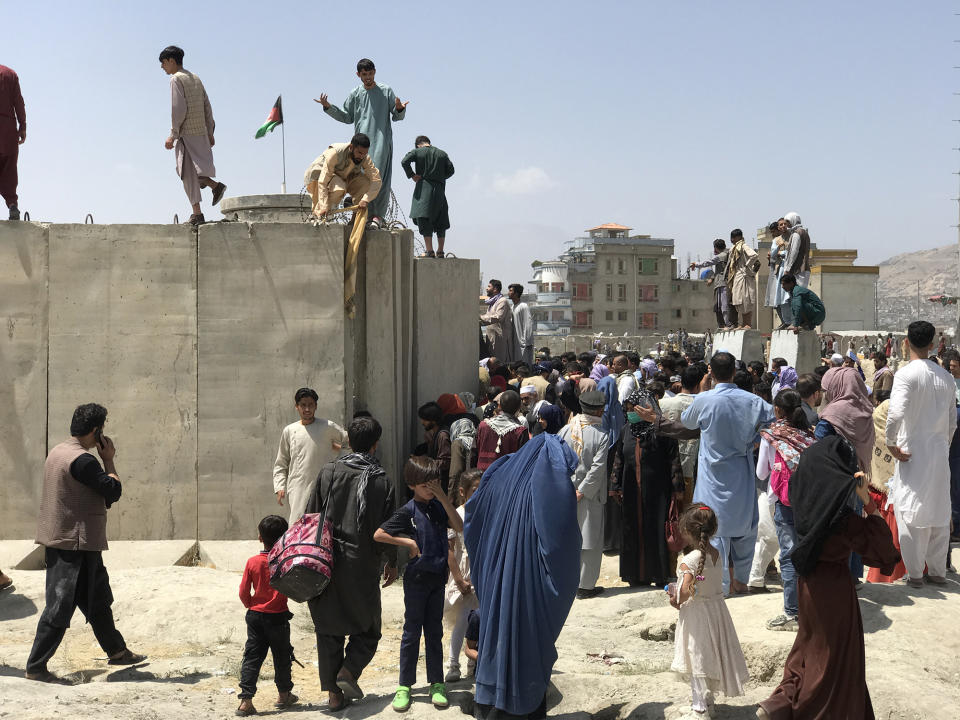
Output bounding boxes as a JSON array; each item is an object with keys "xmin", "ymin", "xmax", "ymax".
[
  {"xmin": 788, "ymin": 435, "xmax": 858, "ymax": 576},
  {"xmin": 338, "ymin": 452, "xmax": 385, "ymax": 532}
]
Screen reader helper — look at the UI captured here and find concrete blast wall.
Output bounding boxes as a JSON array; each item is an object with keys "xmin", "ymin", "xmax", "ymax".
[{"xmin": 0, "ymin": 221, "xmax": 477, "ymax": 542}]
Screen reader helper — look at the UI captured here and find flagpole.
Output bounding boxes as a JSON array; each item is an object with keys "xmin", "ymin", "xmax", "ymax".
[{"xmin": 280, "ymin": 101, "xmax": 287, "ymax": 194}]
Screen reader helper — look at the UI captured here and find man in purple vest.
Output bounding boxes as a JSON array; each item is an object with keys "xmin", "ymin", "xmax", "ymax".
[{"xmin": 26, "ymin": 403, "xmax": 146, "ymax": 681}]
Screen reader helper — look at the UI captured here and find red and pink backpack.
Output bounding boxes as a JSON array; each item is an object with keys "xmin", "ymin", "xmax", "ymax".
[{"xmin": 268, "ymin": 511, "xmax": 334, "ymax": 603}]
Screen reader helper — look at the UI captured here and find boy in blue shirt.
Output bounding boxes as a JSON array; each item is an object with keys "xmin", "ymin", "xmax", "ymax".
[{"xmin": 374, "ymin": 456, "xmax": 463, "ymax": 711}]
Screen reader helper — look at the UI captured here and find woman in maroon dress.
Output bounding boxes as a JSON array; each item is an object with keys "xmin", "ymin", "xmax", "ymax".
[{"xmin": 758, "ymin": 436, "xmax": 900, "ymax": 720}]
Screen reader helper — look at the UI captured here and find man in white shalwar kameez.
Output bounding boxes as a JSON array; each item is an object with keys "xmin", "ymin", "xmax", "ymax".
[
  {"xmin": 885, "ymin": 320, "xmax": 957, "ymax": 586},
  {"xmin": 557, "ymin": 391, "xmax": 610, "ymax": 599},
  {"xmin": 159, "ymin": 46, "xmax": 227, "ymax": 225},
  {"xmin": 508, "ymin": 283, "xmax": 534, "ymax": 366},
  {"xmin": 273, "ymin": 388, "xmax": 347, "ymax": 522}
]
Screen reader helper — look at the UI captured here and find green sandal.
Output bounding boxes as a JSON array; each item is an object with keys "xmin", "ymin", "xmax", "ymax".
[
  {"xmin": 430, "ymin": 682, "xmax": 449, "ymax": 708},
  {"xmin": 392, "ymin": 686, "xmax": 412, "ymax": 712}
]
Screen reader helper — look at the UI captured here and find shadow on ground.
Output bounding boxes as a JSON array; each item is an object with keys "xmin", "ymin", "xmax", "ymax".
[{"xmin": 0, "ymin": 590, "xmax": 38, "ymax": 621}]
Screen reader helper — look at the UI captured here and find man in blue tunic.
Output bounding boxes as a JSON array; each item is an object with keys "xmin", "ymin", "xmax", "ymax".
[
  {"xmin": 680, "ymin": 351, "xmax": 774, "ymax": 595},
  {"xmin": 316, "ymin": 58, "xmax": 407, "ymax": 228}
]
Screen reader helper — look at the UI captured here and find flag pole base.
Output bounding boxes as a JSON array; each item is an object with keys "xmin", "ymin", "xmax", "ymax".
[{"xmin": 281, "ymin": 182, "xmax": 287, "ymax": 194}]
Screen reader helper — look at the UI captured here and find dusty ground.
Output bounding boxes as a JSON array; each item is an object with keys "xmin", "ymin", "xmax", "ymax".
[{"xmin": 1, "ymin": 543, "xmax": 959, "ymax": 720}]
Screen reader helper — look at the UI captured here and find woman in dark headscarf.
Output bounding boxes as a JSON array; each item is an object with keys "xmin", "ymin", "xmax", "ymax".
[
  {"xmin": 528, "ymin": 401, "xmax": 565, "ymax": 436},
  {"xmin": 758, "ymin": 436, "xmax": 899, "ymax": 720},
  {"xmin": 465, "ymin": 434, "xmax": 580, "ymax": 719},
  {"xmin": 616, "ymin": 386, "xmax": 685, "ymax": 587}
]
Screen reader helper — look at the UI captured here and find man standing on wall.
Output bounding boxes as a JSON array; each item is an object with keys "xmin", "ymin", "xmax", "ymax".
[
  {"xmin": 691, "ymin": 239, "xmax": 738, "ymax": 330},
  {"xmin": 26, "ymin": 404, "xmax": 146, "ymax": 681},
  {"xmin": 0, "ymin": 63, "xmax": 26, "ymax": 221},
  {"xmin": 159, "ymin": 46, "xmax": 227, "ymax": 226},
  {"xmin": 509, "ymin": 283, "xmax": 534, "ymax": 367},
  {"xmin": 273, "ymin": 387, "xmax": 346, "ymax": 522},
  {"xmin": 777, "ymin": 212, "xmax": 811, "ymax": 327},
  {"xmin": 315, "ymin": 58, "xmax": 408, "ymax": 229},
  {"xmin": 401, "ymin": 135, "xmax": 454, "ymax": 258},
  {"xmin": 725, "ymin": 229, "xmax": 760, "ymax": 330}
]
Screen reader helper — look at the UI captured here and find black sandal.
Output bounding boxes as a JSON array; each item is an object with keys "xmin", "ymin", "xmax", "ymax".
[
  {"xmin": 436, "ymin": 251, "xmax": 445, "ymax": 259},
  {"xmin": 107, "ymin": 648, "xmax": 148, "ymax": 665},
  {"xmin": 418, "ymin": 250, "xmax": 436, "ymax": 259}
]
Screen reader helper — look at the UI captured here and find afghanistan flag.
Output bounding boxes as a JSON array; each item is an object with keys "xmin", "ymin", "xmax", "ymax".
[{"xmin": 255, "ymin": 96, "xmax": 283, "ymax": 138}]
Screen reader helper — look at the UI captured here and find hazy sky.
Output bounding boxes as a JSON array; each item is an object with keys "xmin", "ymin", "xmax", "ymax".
[{"xmin": 5, "ymin": 2, "xmax": 957, "ymax": 287}]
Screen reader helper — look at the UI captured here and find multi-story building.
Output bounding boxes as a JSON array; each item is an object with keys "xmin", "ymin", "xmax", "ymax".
[
  {"xmin": 538, "ymin": 223, "xmax": 713, "ymax": 335},
  {"xmin": 529, "ymin": 260, "xmax": 572, "ymax": 335}
]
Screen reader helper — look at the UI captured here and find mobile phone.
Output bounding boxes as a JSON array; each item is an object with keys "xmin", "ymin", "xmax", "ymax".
[{"xmin": 94, "ymin": 427, "xmax": 103, "ymax": 448}]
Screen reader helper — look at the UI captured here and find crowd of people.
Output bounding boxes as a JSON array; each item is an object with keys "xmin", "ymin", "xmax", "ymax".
[{"xmin": 10, "ymin": 316, "xmax": 959, "ymax": 718}]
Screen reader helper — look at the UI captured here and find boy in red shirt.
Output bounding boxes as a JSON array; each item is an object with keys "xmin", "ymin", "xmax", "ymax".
[{"xmin": 236, "ymin": 515, "xmax": 297, "ymax": 716}]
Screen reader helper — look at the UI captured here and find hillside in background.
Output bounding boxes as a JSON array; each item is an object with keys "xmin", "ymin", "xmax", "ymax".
[{"xmin": 877, "ymin": 243, "xmax": 958, "ymax": 331}]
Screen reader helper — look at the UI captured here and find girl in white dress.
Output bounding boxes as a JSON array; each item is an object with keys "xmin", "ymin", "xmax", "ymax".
[
  {"xmin": 443, "ymin": 470, "xmax": 482, "ymax": 682},
  {"xmin": 669, "ymin": 505, "xmax": 750, "ymax": 717}
]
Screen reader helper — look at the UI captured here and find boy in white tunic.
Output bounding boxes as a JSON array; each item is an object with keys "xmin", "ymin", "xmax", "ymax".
[
  {"xmin": 273, "ymin": 388, "xmax": 346, "ymax": 521},
  {"xmin": 885, "ymin": 320, "xmax": 957, "ymax": 586}
]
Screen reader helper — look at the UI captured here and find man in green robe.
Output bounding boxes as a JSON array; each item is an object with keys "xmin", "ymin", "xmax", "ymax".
[
  {"xmin": 401, "ymin": 136, "xmax": 454, "ymax": 257},
  {"xmin": 316, "ymin": 58, "xmax": 407, "ymax": 228}
]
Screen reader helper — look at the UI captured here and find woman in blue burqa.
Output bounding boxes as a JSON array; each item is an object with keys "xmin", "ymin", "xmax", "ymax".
[{"xmin": 464, "ymin": 433, "xmax": 581, "ymax": 719}]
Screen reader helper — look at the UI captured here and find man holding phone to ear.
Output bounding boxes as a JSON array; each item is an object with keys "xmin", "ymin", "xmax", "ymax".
[{"xmin": 26, "ymin": 403, "xmax": 146, "ymax": 681}]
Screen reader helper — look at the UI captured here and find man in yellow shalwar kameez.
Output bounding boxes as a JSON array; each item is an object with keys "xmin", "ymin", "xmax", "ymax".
[{"xmin": 304, "ymin": 133, "xmax": 381, "ymax": 219}]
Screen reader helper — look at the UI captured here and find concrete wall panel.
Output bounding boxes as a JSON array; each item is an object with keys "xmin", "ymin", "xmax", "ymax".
[
  {"xmin": 414, "ymin": 258, "xmax": 481, "ymax": 408},
  {"xmin": 768, "ymin": 329, "xmax": 821, "ymax": 375},
  {"xmin": 356, "ymin": 230, "xmax": 414, "ymax": 497},
  {"xmin": 197, "ymin": 222, "xmax": 345, "ymax": 539},
  {"xmin": 47, "ymin": 224, "xmax": 198, "ymax": 540},
  {"xmin": 0, "ymin": 223, "xmax": 49, "ymax": 539}
]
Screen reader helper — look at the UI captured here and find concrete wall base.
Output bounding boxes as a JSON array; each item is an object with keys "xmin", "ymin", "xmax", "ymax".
[
  {"xmin": 712, "ymin": 329, "xmax": 765, "ymax": 366},
  {"xmin": 769, "ymin": 330, "xmax": 821, "ymax": 375}
]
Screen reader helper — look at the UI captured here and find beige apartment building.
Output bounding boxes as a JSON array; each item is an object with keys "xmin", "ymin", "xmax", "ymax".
[{"xmin": 553, "ymin": 223, "xmax": 714, "ymax": 335}]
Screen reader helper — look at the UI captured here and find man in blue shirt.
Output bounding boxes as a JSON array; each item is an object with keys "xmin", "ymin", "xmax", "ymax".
[{"xmin": 681, "ymin": 352, "xmax": 774, "ymax": 595}]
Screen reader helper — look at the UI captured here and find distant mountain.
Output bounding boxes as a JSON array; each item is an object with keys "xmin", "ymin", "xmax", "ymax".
[{"xmin": 876, "ymin": 243, "xmax": 958, "ymax": 331}]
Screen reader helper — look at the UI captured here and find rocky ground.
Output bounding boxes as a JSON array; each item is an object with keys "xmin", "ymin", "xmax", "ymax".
[{"xmin": 1, "ymin": 543, "xmax": 959, "ymax": 720}]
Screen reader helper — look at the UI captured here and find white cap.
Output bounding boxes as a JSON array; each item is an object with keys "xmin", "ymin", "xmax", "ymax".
[{"xmin": 520, "ymin": 385, "xmax": 537, "ymax": 396}]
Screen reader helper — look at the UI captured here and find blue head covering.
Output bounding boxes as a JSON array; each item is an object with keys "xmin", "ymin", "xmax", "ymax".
[
  {"xmin": 535, "ymin": 401, "xmax": 566, "ymax": 434},
  {"xmin": 464, "ymin": 434, "xmax": 581, "ymax": 716},
  {"xmin": 598, "ymin": 373, "xmax": 623, "ymax": 444}
]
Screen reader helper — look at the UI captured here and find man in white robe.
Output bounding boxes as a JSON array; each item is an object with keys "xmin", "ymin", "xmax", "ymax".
[
  {"xmin": 273, "ymin": 388, "xmax": 347, "ymax": 521},
  {"xmin": 885, "ymin": 320, "xmax": 957, "ymax": 586},
  {"xmin": 612, "ymin": 354, "xmax": 638, "ymax": 404},
  {"xmin": 557, "ymin": 391, "xmax": 610, "ymax": 599},
  {"xmin": 508, "ymin": 283, "xmax": 534, "ymax": 366}
]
